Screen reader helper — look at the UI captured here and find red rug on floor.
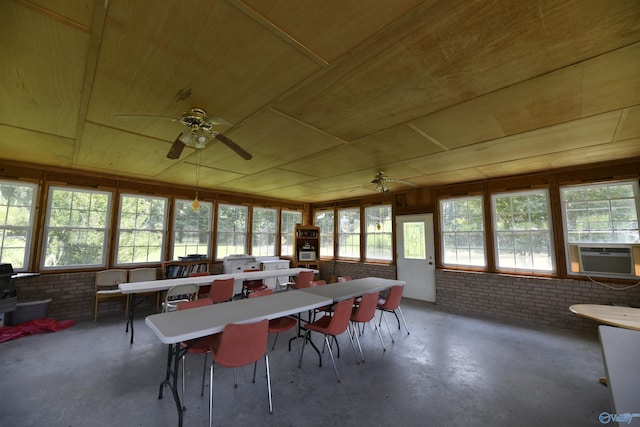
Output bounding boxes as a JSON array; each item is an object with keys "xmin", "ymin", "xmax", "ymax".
[{"xmin": 0, "ymin": 318, "xmax": 77, "ymax": 343}]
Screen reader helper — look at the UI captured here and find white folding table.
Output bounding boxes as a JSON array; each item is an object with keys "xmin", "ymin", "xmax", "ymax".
[
  {"xmin": 145, "ymin": 289, "xmax": 331, "ymax": 344},
  {"xmin": 119, "ymin": 267, "xmax": 317, "ymax": 343},
  {"xmin": 145, "ymin": 290, "xmax": 332, "ymax": 427},
  {"xmin": 299, "ymin": 277, "xmax": 404, "ymax": 301}
]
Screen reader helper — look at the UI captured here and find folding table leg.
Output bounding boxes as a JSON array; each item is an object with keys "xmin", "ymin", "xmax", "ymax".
[{"xmin": 158, "ymin": 343, "xmax": 185, "ymax": 427}]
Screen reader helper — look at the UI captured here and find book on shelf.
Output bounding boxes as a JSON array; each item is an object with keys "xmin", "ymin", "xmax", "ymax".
[{"xmin": 164, "ymin": 261, "xmax": 208, "ymax": 278}]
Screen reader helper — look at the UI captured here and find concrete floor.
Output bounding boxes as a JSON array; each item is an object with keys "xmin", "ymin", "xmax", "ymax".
[{"xmin": 1, "ymin": 299, "xmax": 611, "ymax": 427}]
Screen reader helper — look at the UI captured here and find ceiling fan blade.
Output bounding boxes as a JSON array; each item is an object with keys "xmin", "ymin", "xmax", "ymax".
[
  {"xmin": 214, "ymin": 133, "xmax": 253, "ymax": 160},
  {"xmin": 166, "ymin": 136, "xmax": 186, "ymax": 159},
  {"xmin": 204, "ymin": 115, "xmax": 232, "ymax": 127},
  {"xmin": 392, "ymin": 178, "xmax": 418, "ymax": 186},
  {"xmin": 114, "ymin": 114, "xmax": 177, "ymax": 122}
]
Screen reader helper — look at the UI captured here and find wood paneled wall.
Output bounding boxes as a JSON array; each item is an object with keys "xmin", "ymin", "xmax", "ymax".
[{"xmin": 3, "ymin": 156, "xmax": 640, "ymax": 327}]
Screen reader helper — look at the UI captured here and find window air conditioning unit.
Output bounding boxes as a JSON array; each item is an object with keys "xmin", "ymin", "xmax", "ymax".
[{"xmin": 567, "ymin": 244, "xmax": 640, "ymax": 277}]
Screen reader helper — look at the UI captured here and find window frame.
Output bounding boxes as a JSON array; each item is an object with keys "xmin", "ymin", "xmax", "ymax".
[
  {"xmin": 364, "ymin": 204, "xmax": 393, "ymax": 262},
  {"xmin": 314, "ymin": 209, "xmax": 335, "ymax": 258},
  {"xmin": 216, "ymin": 203, "xmax": 249, "ymax": 260},
  {"xmin": 337, "ymin": 207, "xmax": 361, "ymax": 259},
  {"xmin": 0, "ymin": 180, "xmax": 38, "ymax": 271},
  {"xmin": 42, "ymin": 185, "xmax": 113, "ymax": 270},
  {"xmin": 115, "ymin": 193, "xmax": 168, "ymax": 266},
  {"xmin": 439, "ymin": 195, "xmax": 487, "ymax": 267},
  {"xmin": 251, "ymin": 206, "xmax": 278, "ymax": 257},
  {"xmin": 560, "ymin": 179, "xmax": 640, "ymax": 245},
  {"xmin": 492, "ymin": 189, "xmax": 555, "ymax": 273},
  {"xmin": 172, "ymin": 198, "xmax": 213, "ymax": 260},
  {"xmin": 281, "ymin": 210, "xmax": 302, "ymax": 257}
]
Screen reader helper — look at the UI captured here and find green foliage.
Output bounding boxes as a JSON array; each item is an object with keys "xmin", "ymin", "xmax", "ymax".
[
  {"xmin": 116, "ymin": 195, "xmax": 167, "ymax": 263},
  {"xmin": 173, "ymin": 200, "xmax": 212, "ymax": 257},
  {"xmin": 216, "ymin": 204, "xmax": 248, "ymax": 257},
  {"xmin": 44, "ymin": 188, "xmax": 111, "ymax": 267},
  {"xmin": 0, "ymin": 181, "xmax": 37, "ymax": 268}
]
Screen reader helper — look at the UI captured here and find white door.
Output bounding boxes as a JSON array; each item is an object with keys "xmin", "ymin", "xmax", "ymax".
[{"xmin": 395, "ymin": 214, "xmax": 435, "ymax": 302}]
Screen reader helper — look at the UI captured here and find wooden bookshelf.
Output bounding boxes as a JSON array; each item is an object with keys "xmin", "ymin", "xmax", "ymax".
[
  {"xmin": 292, "ymin": 224, "xmax": 320, "ymax": 272},
  {"xmin": 161, "ymin": 260, "xmax": 209, "ymax": 279}
]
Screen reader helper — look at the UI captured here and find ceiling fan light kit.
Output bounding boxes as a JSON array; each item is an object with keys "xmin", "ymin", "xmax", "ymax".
[
  {"xmin": 177, "ymin": 130, "xmax": 192, "ymax": 146},
  {"xmin": 115, "ymin": 107, "xmax": 251, "ymax": 160},
  {"xmin": 375, "ymin": 183, "xmax": 390, "ymax": 193}
]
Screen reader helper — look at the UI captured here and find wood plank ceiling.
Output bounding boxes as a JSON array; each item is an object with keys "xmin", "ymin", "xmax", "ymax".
[{"xmin": 1, "ymin": 0, "xmax": 639, "ymax": 202}]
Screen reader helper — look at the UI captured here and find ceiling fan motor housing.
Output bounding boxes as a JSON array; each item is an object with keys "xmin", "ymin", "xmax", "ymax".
[{"xmin": 180, "ymin": 108, "xmax": 213, "ymax": 132}]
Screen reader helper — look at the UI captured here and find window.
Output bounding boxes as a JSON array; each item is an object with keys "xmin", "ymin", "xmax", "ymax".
[
  {"xmin": 314, "ymin": 210, "xmax": 334, "ymax": 257},
  {"xmin": 43, "ymin": 186, "xmax": 111, "ymax": 269},
  {"xmin": 365, "ymin": 205, "xmax": 392, "ymax": 261},
  {"xmin": 403, "ymin": 221, "xmax": 426, "ymax": 260},
  {"xmin": 0, "ymin": 180, "xmax": 37, "ymax": 270},
  {"xmin": 252, "ymin": 207, "xmax": 277, "ymax": 256},
  {"xmin": 173, "ymin": 199, "xmax": 213, "ymax": 259},
  {"xmin": 440, "ymin": 196, "xmax": 486, "ymax": 266},
  {"xmin": 281, "ymin": 210, "xmax": 302, "ymax": 256},
  {"xmin": 338, "ymin": 208, "xmax": 360, "ymax": 258},
  {"xmin": 493, "ymin": 190, "xmax": 554, "ymax": 271},
  {"xmin": 216, "ymin": 203, "xmax": 248, "ymax": 259},
  {"xmin": 561, "ymin": 180, "xmax": 639, "ymax": 243},
  {"xmin": 116, "ymin": 194, "xmax": 167, "ymax": 264}
]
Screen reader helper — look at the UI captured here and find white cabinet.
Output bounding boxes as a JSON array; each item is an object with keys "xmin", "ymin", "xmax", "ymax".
[
  {"xmin": 260, "ymin": 259, "xmax": 290, "ymax": 289},
  {"xmin": 223, "ymin": 255, "xmax": 260, "ymax": 296}
]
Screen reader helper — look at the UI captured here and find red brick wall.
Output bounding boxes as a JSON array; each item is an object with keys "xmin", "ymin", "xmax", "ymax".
[
  {"xmin": 317, "ymin": 260, "xmax": 397, "ymax": 282},
  {"xmin": 436, "ymin": 269, "xmax": 640, "ymax": 333},
  {"xmin": 13, "ymin": 270, "xmax": 158, "ymax": 321},
  {"xmin": 13, "ymin": 264, "xmax": 640, "ymax": 332},
  {"xmin": 13, "ymin": 272, "xmax": 97, "ymax": 320}
]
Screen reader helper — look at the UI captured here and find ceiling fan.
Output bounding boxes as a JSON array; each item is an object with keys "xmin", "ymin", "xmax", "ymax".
[
  {"xmin": 371, "ymin": 171, "xmax": 418, "ymax": 193},
  {"xmin": 115, "ymin": 108, "xmax": 252, "ymax": 160}
]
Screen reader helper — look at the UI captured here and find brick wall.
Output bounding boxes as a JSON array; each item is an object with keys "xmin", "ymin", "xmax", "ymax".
[
  {"xmin": 13, "ymin": 272, "xmax": 97, "ymax": 321},
  {"xmin": 436, "ymin": 269, "xmax": 640, "ymax": 333},
  {"xmin": 13, "ymin": 264, "xmax": 640, "ymax": 331},
  {"xmin": 12, "ymin": 269, "xmax": 163, "ymax": 321},
  {"xmin": 317, "ymin": 260, "xmax": 396, "ymax": 282}
]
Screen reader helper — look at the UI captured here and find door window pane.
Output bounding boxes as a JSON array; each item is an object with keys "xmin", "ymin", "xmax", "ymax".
[{"xmin": 403, "ymin": 222, "xmax": 426, "ymax": 260}]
